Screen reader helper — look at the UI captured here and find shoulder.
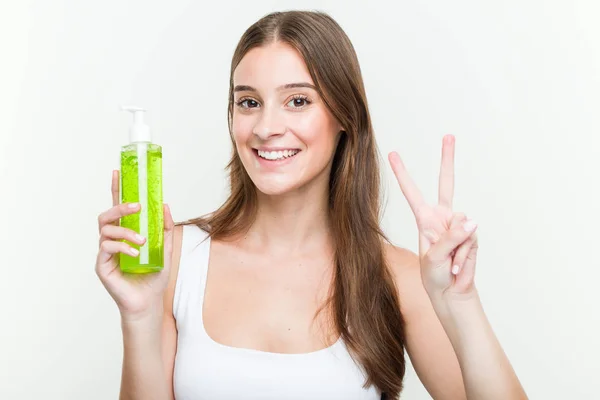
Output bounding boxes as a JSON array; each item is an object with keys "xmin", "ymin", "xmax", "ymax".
[
  {"xmin": 161, "ymin": 224, "xmax": 185, "ymax": 393},
  {"xmin": 383, "ymin": 242, "xmax": 420, "ymax": 287},
  {"xmin": 382, "ymin": 243, "xmax": 424, "ymax": 316},
  {"xmin": 172, "ymin": 224, "xmax": 186, "ymax": 272},
  {"xmin": 165, "ymin": 223, "xmax": 210, "ymax": 303},
  {"xmin": 164, "ymin": 224, "xmax": 186, "ymax": 314},
  {"xmin": 383, "ymin": 242, "xmax": 419, "ymax": 270}
]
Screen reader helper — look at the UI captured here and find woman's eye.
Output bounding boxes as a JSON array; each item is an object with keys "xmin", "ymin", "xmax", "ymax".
[
  {"xmin": 287, "ymin": 96, "xmax": 310, "ymax": 108},
  {"xmin": 236, "ymin": 96, "xmax": 310, "ymax": 109},
  {"xmin": 237, "ymin": 99, "xmax": 259, "ymax": 108}
]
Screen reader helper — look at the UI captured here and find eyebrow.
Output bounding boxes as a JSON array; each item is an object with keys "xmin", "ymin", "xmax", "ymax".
[{"xmin": 233, "ymin": 82, "xmax": 317, "ymax": 92}]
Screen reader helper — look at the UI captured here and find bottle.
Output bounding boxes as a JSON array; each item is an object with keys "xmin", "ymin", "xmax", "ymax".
[{"xmin": 119, "ymin": 106, "xmax": 164, "ymax": 274}]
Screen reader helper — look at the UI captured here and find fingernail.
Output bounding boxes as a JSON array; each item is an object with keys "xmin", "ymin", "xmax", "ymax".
[
  {"xmin": 463, "ymin": 220, "xmax": 477, "ymax": 232},
  {"xmin": 452, "ymin": 264, "xmax": 460, "ymax": 275},
  {"xmin": 128, "ymin": 203, "xmax": 139, "ymax": 209},
  {"xmin": 135, "ymin": 234, "xmax": 145, "ymax": 243},
  {"xmin": 129, "ymin": 247, "xmax": 139, "ymax": 256}
]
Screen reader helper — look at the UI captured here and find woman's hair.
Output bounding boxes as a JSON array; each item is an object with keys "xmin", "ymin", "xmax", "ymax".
[{"xmin": 183, "ymin": 10, "xmax": 406, "ymax": 398}]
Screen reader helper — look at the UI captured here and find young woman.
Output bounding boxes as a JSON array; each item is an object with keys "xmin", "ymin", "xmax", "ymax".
[{"xmin": 96, "ymin": 10, "xmax": 527, "ymax": 400}]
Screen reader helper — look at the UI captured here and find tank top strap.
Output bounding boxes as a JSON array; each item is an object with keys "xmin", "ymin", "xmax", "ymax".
[{"xmin": 172, "ymin": 224, "xmax": 211, "ymax": 324}]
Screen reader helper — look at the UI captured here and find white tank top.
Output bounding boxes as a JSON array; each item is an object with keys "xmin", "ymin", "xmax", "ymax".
[{"xmin": 172, "ymin": 224, "xmax": 383, "ymax": 400}]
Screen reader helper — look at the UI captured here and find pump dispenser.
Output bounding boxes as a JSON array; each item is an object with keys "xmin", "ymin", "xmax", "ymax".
[
  {"xmin": 119, "ymin": 106, "xmax": 164, "ymax": 274},
  {"xmin": 123, "ymin": 106, "xmax": 151, "ymax": 142}
]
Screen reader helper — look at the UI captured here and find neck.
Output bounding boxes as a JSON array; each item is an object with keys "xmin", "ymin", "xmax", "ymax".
[{"xmin": 246, "ymin": 181, "xmax": 333, "ymax": 257}]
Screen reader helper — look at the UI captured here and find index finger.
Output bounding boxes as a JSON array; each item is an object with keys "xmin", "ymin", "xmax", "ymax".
[
  {"xmin": 98, "ymin": 202, "xmax": 140, "ymax": 232},
  {"xmin": 111, "ymin": 170, "xmax": 119, "ymax": 207},
  {"xmin": 438, "ymin": 135, "xmax": 455, "ymax": 208},
  {"xmin": 388, "ymin": 151, "xmax": 427, "ymax": 215}
]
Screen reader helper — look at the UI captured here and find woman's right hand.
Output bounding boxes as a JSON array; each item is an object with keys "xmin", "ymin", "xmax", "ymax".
[{"xmin": 95, "ymin": 170, "xmax": 174, "ymax": 321}]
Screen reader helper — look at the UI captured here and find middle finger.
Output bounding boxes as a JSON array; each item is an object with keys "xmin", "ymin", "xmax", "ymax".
[
  {"xmin": 99, "ymin": 224, "xmax": 146, "ymax": 246},
  {"xmin": 97, "ymin": 202, "xmax": 140, "ymax": 232}
]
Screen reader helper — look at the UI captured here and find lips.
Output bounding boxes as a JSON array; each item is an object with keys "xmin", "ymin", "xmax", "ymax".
[
  {"xmin": 252, "ymin": 148, "xmax": 301, "ymax": 167},
  {"xmin": 256, "ymin": 149, "xmax": 300, "ymax": 160}
]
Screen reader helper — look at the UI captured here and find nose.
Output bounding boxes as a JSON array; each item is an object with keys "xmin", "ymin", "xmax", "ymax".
[{"xmin": 252, "ymin": 104, "xmax": 286, "ymax": 140}]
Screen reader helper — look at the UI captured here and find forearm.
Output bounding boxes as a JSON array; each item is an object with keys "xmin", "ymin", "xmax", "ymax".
[
  {"xmin": 431, "ymin": 289, "xmax": 527, "ymax": 400},
  {"xmin": 119, "ymin": 305, "xmax": 171, "ymax": 400}
]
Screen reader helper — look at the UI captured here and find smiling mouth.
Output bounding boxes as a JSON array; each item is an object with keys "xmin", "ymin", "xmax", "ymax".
[{"xmin": 254, "ymin": 149, "xmax": 301, "ymax": 161}]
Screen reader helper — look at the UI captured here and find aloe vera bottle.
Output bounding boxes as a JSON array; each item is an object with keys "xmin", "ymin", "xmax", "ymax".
[{"xmin": 119, "ymin": 106, "xmax": 163, "ymax": 274}]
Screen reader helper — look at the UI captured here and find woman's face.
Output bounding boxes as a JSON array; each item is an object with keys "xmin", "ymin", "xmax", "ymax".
[{"xmin": 231, "ymin": 41, "xmax": 342, "ymax": 196}]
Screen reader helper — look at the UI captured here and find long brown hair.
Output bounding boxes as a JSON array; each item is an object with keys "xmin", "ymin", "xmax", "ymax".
[{"xmin": 183, "ymin": 10, "xmax": 406, "ymax": 398}]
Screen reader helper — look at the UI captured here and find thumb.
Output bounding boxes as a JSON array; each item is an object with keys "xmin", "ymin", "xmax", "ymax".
[{"xmin": 426, "ymin": 219, "xmax": 477, "ymax": 264}]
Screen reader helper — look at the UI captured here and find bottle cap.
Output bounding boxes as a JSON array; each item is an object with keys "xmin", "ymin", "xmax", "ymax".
[{"xmin": 121, "ymin": 105, "xmax": 151, "ymax": 142}]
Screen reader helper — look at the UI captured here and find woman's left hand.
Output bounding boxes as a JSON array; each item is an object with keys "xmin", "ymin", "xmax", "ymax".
[{"xmin": 388, "ymin": 134, "xmax": 479, "ymax": 300}]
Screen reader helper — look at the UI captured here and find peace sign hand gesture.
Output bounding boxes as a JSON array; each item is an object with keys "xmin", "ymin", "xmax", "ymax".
[{"xmin": 389, "ymin": 135, "xmax": 479, "ymax": 300}]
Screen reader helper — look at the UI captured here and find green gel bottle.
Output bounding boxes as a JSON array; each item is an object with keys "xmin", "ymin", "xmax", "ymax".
[{"xmin": 119, "ymin": 106, "xmax": 163, "ymax": 274}]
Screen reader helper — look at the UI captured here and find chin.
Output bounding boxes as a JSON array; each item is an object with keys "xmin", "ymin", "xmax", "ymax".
[{"xmin": 253, "ymin": 178, "xmax": 299, "ymax": 197}]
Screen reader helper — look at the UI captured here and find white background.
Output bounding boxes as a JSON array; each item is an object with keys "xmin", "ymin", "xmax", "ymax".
[{"xmin": 1, "ymin": 0, "xmax": 599, "ymax": 399}]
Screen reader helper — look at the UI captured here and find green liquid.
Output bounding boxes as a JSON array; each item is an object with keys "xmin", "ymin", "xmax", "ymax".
[{"xmin": 119, "ymin": 143, "xmax": 163, "ymax": 274}]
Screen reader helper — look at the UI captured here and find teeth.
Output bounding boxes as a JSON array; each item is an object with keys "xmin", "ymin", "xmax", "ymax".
[{"xmin": 257, "ymin": 149, "xmax": 299, "ymax": 160}]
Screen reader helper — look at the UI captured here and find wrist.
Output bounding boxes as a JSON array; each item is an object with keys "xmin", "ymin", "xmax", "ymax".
[
  {"xmin": 425, "ymin": 281, "xmax": 479, "ymax": 309},
  {"xmin": 427, "ymin": 290, "xmax": 492, "ymax": 371},
  {"xmin": 120, "ymin": 299, "xmax": 164, "ymax": 326},
  {"xmin": 120, "ymin": 306, "xmax": 164, "ymax": 353},
  {"xmin": 428, "ymin": 287, "xmax": 484, "ymax": 326}
]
